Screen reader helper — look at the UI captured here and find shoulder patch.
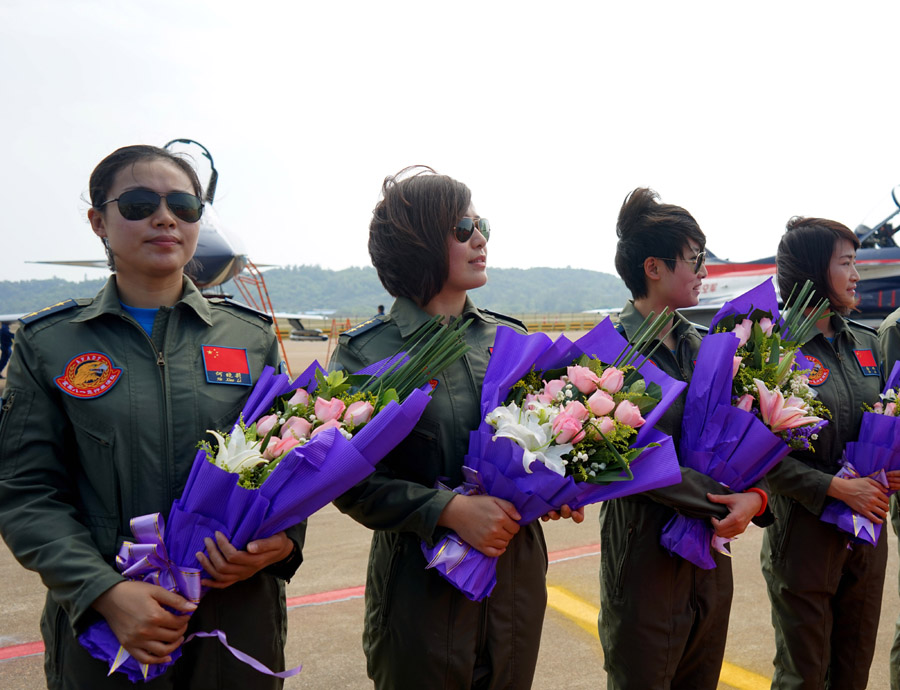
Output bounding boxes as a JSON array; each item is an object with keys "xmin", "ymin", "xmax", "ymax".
[
  {"xmin": 342, "ymin": 315, "xmax": 386, "ymax": 338},
  {"xmin": 207, "ymin": 298, "xmax": 272, "ymax": 323},
  {"xmin": 481, "ymin": 309, "xmax": 526, "ymax": 331},
  {"xmin": 19, "ymin": 299, "xmax": 87, "ymax": 325}
]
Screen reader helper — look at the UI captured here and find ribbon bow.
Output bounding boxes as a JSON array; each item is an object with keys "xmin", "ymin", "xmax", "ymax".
[
  {"xmin": 833, "ymin": 462, "xmax": 888, "ymax": 544},
  {"xmin": 108, "ymin": 513, "xmax": 202, "ymax": 679}
]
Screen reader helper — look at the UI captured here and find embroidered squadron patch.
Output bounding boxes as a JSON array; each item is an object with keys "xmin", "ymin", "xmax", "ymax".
[
  {"xmin": 804, "ymin": 355, "xmax": 830, "ymax": 386},
  {"xmin": 55, "ymin": 352, "xmax": 122, "ymax": 399},
  {"xmin": 202, "ymin": 345, "xmax": 251, "ymax": 386},
  {"xmin": 853, "ymin": 349, "xmax": 879, "ymax": 377}
]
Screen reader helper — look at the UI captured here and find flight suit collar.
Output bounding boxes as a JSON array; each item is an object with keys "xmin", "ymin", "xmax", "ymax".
[
  {"xmin": 72, "ymin": 275, "xmax": 214, "ymax": 326},
  {"xmin": 390, "ymin": 295, "xmax": 492, "ymax": 338},
  {"xmin": 618, "ymin": 299, "xmax": 694, "ymax": 341},
  {"xmin": 797, "ymin": 312, "xmax": 860, "ymax": 347}
]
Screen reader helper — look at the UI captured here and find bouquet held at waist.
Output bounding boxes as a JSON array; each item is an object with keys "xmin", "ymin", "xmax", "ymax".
[
  {"xmin": 422, "ymin": 313, "xmax": 686, "ymax": 601},
  {"xmin": 662, "ymin": 279, "xmax": 831, "ymax": 569},
  {"xmin": 79, "ymin": 316, "xmax": 470, "ymax": 683},
  {"xmin": 820, "ymin": 360, "xmax": 900, "ymax": 545}
]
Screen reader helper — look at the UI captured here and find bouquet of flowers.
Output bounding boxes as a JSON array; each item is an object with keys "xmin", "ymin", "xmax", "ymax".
[
  {"xmin": 421, "ymin": 315, "xmax": 686, "ymax": 601},
  {"xmin": 820, "ymin": 360, "xmax": 900, "ymax": 545},
  {"xmin": 78, "ymin": 317, "xmax": 470, "ymax": 682},
  {"xmin": 660, "ymin": 279, "xmax": 831, "ymax": 569}
]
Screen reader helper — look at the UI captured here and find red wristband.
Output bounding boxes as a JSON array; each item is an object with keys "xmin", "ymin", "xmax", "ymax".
[{"xmin": 745, "ymin": 487, "xmax": 768, "ymax": 516}]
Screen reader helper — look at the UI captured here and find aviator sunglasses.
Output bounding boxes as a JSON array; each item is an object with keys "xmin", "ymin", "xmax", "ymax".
[
  {"xmin": 654, "ymin": 250, "xmax": 707, "ymax": 274},
  {"xmin": 454, "ymin": 217, "xmax": 491, "ymax": 243},
  {"xmin": 100, "ymin": 189, "xmax": 204, "ymax": 223}
]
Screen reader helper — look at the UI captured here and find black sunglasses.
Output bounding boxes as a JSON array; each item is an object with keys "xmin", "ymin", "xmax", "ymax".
[
  {"xmin": 654, "ymin": 250, "xmax": 707, "ymax": 274},
  {"xmin": 100, "ymin": 189, "xmax": 204, "ymax": 223},
  {"xmin": 454, "ymin": 217, "xmax": 490, "ymax": 243}
]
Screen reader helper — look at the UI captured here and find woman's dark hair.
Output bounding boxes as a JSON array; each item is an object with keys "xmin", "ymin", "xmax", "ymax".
[
  {"xmin": 776, "ymin": 216, "xmax": 860, "ymax": 314},
  {"xmin": 88, "ymin": 145, "xmax": 203, "ymax": 273},
  {"xmin": 368, "ymin": 166, "xmax": 472, "ymax": 304},
  {"xmin": 614, "ymin": 187, "xmax": 706, "ymax": 299}
]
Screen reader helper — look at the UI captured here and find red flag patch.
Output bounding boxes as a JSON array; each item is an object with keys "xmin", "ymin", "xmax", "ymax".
[
  {"xmin": 853, "ymin": 349, "xmax": 879, "ymax": 377},
  {"xmin": 202, "ymin": 345, "xmax": 251, "ymax": 386}
]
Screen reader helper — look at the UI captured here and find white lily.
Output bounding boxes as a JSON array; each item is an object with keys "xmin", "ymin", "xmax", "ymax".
[{"xmin": 207, "ymin": 429, "xmax": 266, "ymax": 473}]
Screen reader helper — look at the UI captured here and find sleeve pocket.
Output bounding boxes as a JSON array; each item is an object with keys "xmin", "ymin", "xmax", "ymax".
[{"xmin": 0, "ymin": 388, "xmax": 35, "ymax": 479}]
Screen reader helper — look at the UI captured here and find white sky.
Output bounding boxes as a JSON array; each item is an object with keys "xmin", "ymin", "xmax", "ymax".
[{"xmin": 2, "ymin": 0, "xmax": 899, "ymax": 284}]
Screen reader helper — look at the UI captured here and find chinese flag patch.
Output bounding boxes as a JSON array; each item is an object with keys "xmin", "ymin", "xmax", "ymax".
[
  {"xmin": 202, "ymin": 345, "xmax": 251, "ymax": 386},
  {"xmin": 853, "ymin": 349, "xmax": 879, "ymax": 377}
]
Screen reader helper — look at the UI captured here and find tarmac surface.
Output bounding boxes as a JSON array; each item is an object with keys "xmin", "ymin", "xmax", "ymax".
[{"xmin": 1, "ymin": 334, "xmax": 899, "ymax": 689}]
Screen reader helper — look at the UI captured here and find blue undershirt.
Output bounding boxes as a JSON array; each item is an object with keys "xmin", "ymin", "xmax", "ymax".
[{"xmin": 121, "ymin": 303, "xmax": 158, "ymax": 335}]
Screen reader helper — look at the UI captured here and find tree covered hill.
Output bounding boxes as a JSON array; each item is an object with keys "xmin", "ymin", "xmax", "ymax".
[{"xmin": 0, "ymin": 265, "xmax": 629, "ymax": 317}]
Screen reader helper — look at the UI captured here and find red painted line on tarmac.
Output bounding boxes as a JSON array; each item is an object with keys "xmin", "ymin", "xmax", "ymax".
[
  {"xmin": 0, "ymin": 544, "xmax": 603, "ymax": 661},
  {"xmin": 0, "ymin": 641, "xmax": 44, "ymax": 660}
]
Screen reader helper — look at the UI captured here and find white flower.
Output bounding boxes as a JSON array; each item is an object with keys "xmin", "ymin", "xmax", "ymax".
[{"xmin": 207, "ymin": 429, "xmax": 265, "ymax": 473}]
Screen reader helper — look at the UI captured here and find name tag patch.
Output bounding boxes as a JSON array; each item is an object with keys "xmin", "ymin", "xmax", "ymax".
[
  {"xmin": 202, "ymin": 345, "xmax": 251, "ymax": 386},
  {"xmin": 853, "ymin": 349, "xmax": 879, "ymax": 377},
  {"xmin": 55, "ymin": 352, "xmax": 122, "ymax": 399}
]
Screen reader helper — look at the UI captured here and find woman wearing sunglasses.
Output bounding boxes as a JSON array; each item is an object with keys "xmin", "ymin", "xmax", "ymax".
[
  {"xmin": 331, "ymin": 166, "xmax": 575, "ymax": 688},
  {"xmin": 0, "ymin": 145, "xmax": 304, "ymax": 689},
  {"xmin": 762, "ymin": 217, "xmax": 896, "ymax": 690},
  {"xmin": 599, "ymin": 188, "xmax": 767, "ymax": 689}
]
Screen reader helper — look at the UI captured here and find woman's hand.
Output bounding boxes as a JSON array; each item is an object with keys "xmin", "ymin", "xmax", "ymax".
[
  {"xmin": 885, "ymin": 469, "xmax": 900, "ymax": 493},
  {"xmin": 707, "ymin": 492, "xmax": 762, "ymax": 539},
  {"xmin": 438, "ymin": 494, "xmax": 521, "ymax": 557},
  {"xmin": 196, "ymin": 531, "xmax": 294, "ymax": 589},
  {"xmin": 540, "ymin": 504, "xmax": 585, "ymax": 523},
  {"xmin": 91, "ymin": 580, "xmax": 197, "ymax": 665},
  {"xmin": 828, "ymin": 476, "xmax": 890, "ymax": 524}
]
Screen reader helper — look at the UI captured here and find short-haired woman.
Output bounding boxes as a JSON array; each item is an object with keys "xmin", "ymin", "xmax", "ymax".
[
  {"xmin": 331, "ymin": 166, "xmax": 573, "ymax": 688},
  {"xmin": 763, "ymin": 216, "xmax": 897, "ymax": 689},
  {"xmin": 600, "ymin": 188, "xmax": 766, "ymax": 689}
]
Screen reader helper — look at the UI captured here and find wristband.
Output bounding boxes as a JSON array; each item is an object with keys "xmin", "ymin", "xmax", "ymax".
[{"xmin": 744, "ymin": 487, "xmax": 768, "ymax": 516}]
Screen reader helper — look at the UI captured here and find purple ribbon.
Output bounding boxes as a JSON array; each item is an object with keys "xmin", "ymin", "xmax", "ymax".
[
  {"xmin": 184, "ymin": 631, "xmax": 302, "ymax": 679},
  {"xmin": 116, "ymin": 513, "xmax": 202, "ymax": 604},
  {"xmin": 820, "ymin": 461, "xmax": 887, "ymax": 546}
]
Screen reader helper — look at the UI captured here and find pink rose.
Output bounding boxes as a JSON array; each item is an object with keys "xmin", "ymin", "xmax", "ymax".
[
  {"xmin": 587, "ymin": 390, "xmax": 615, "ymax": 417},
  {"xmin": 543, "ymin": 379, "xmax": 566, "ymax": 400},
  {"xmin": 344, "ymin": 400, "xmax": 375, "ymax": 426},
  {"xmin": 874, "ymin": 402, "xmax": 884, "ymax": 413},
  {"xmin": 759, "ymin": 317, "xmax": 774, "ymax": 337},
  {"xmin": 567, "ymin": 365, "xmax": 599, "ymax": 394},
  {"xmin": 310, "ymin": 418, "xmax": 344, "ymax": 439},
  {"xmin": 280, "ymin": 416, "xmax": 312, "ymax": 440},
  {"xmin": 256, "ymin": 414, "xmax": 278, "ymax": 437},
  {"xmin": 563, "ymin": 400, "xmax": 590, "ymax": 421},
  {"xmin": 288, "ymin": 388, "xmax": 310, "ymax": 406},
  {"xmin": 598, "ymin": 367, "xmax": 625, "ymax": 394},
  {"xmin": 732, "ymin": 319, "xmax": 752, "ymax": 347},
  {"xmin": 551, "ymin": 414, "xmax": 586, "ymax": 444},
  {"xmin": 613, "ymin": 400, "xmax": 645, "ymax": 428},
  {"xmin": 735, "ymin": 394, "xmax": 754, "ymax": 413},
  {"xmin": 885, "ymin": 402, "xmax": 896, "ymax": 416},
  {"xmin": 315, "ymin": 396, "xmax": 346, "ymax": 423},
  {"xmin": 593, "ymin": 416, "xmax": 615, "ymax": 437},
  {"xmin": 732, "ymin": 356, "xmax": 743, "ymax": 378},
  {"xmin": 525, "ymin": 392, "xmax": 552, "ymax": 405},
  {"xmin": 263, "ymin": 435, "xmax": 300, "ymax": 460}
]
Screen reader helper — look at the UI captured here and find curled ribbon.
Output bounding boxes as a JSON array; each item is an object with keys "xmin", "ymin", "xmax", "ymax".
[{"xmin": 109, "ymin": 513, "xmax": 202, "ymax": 679}]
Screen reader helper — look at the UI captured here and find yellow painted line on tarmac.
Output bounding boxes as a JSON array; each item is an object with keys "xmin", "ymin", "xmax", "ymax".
[{"xmin": 546, "ymin": 586, "xmax": 770, "ymax": 690}]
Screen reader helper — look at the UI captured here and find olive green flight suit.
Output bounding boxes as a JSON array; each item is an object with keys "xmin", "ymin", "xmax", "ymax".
[
  {"xmin": 331, "ymin": 296, "xmax": 548, "ymax": 690},
  {"xmin": 599, "ymin": 301, "xmax": 749, "ymax": 690},
  {"xmin": 877, "ymin": 307, "xmax": 900, "ymax": 690},
  {"xmin": 0, "ymin": 277, "xmax": 305, "ymax": 690},
  {"xmin": 762, "ymin": 315, "xmax": 886, "ymax": 690}
]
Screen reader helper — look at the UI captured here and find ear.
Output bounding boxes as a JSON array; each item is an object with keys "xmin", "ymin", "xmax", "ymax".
[
  {"xmin": 88, "ymin": 207, "xmax": 106, "ymax": 238},
  {"xmin": 643, "ymin": 256, "xmax": 662, "ymax": 282}
]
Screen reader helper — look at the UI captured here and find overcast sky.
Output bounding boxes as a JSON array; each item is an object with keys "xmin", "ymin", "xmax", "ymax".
[{"xmin": 2, "ymin": 0, "xmax": 899, "ymax": 288}]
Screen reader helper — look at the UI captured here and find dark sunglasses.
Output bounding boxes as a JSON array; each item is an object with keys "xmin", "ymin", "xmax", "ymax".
[
  {"xmin": 654, "ymin": 250, "xmax": 707, "ymax": 274},
  {"xmin": 100, "ymin": 189, "xmax": 204, "ymax": 223},
  {"xmin": 454, "ymin": 217, "xmax": 490, "ymax": 243}
]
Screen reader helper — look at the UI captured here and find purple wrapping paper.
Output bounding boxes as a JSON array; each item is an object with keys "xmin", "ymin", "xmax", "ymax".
[
  {"xmin": 422, "ymin": 319, "xmax": 685, "ymax": 601},
  {"xmin": 819, "ymin": 361, "xmax": 900, "ymax": 545},
  {"xmin": 660, "ymin": 332, "xmax": 792, "ymax": 569},
  {"xmin": 79, "ymin": 363, "xmax": 432, "ymax": 682}
]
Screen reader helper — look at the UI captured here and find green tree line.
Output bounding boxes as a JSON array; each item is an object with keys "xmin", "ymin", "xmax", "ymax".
[{"xmin": 0, "ymin": 266, "xmax": 629, "ymax": 317}]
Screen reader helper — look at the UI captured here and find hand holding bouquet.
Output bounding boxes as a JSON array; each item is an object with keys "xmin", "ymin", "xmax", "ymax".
[
  {"xmin": 79, "ymin": 316, "xmax": 470, "ymax": 682},
  {"xmin": 422, "ymin": 315, "xmax": 686, "ymax": 601},
  {"xmin": 662, "ymin": 279, "xmax": 831, "ymax": 569}
]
